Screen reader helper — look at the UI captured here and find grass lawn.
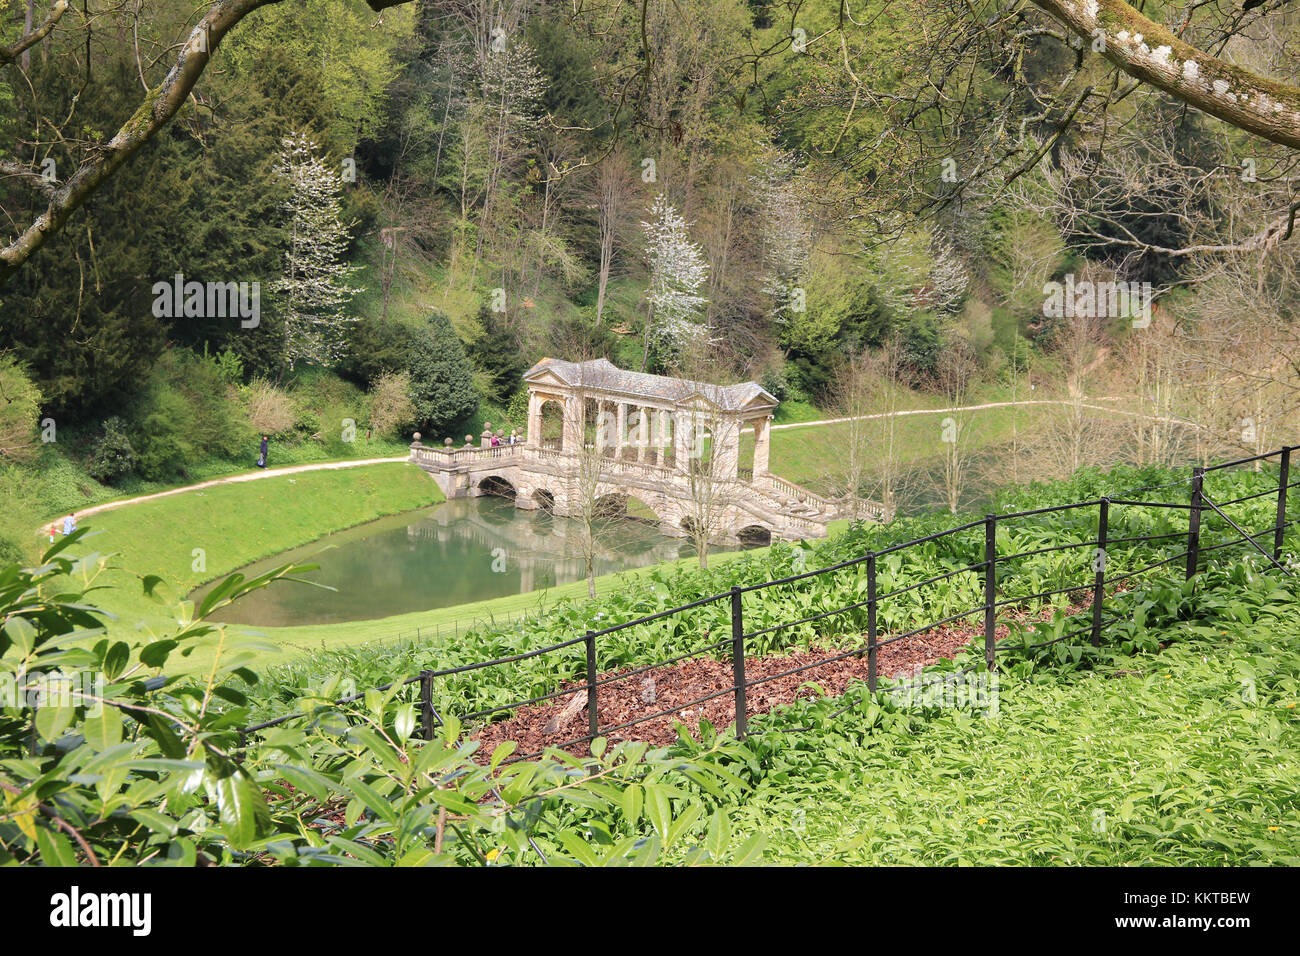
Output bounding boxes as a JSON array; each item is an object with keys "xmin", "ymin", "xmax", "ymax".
[
  {"xmin": 739, "ymin": 610, "xmax": 1300, "ymax": 864},
  {"xmin": 81, "ymin": 463, "xmax": 443, "ymax": 641}
]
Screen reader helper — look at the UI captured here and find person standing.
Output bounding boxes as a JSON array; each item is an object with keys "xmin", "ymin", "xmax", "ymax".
[
  {"xmin": 62, "ymin": 513, "xmax": 76, "ymax": 536},
  {"xmin": 258, "ymin": 435, "xmax": 269, "ymax": 468}
]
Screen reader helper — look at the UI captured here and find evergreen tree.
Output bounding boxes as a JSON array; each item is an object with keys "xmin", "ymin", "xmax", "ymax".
[
  {"xmin": 407, "ymin": 311, "xmax": 478, "ymax": 437},
  {"xmin": 272, "ymin": 132, "xmax": 359, "ymax": 369},
  {"xmin": 468, "ymin": 306, "xmax": 527, "ymax": 404}
]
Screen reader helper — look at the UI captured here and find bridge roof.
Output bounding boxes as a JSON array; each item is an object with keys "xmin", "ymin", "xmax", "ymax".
[{"xmin": 523, "ymin": 358, "xmax": 777, "ymax": 413}]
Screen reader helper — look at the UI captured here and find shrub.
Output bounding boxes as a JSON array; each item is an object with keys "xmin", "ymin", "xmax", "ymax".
[
  {"xmin": 368, "ymin": 370, "xmax": 415, "ymax": 438},
  {"xmin": 0, "ymin": 355, "xmax": 42, "ymax": 464},
  {"xmin": 86, "ymin": 416, "xmax": 137, "ymax": 483},
  {"xmin": 243, "ymin": 378, "xmax": 297, "ymax": 436}
]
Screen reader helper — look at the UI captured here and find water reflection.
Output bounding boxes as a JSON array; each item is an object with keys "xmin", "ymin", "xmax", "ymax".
[{"xmin": 194, "ymin": 496, "xmax": 724, "ymax": 627}]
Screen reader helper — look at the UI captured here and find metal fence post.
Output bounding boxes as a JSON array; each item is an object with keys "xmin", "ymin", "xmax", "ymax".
[
  {"xmin": 585, "ymin": 630, "xmax": 599, "ymax": 740},
  {"xmin": 420, "ymin": 670, "xmax": 434, "ymax": 740},
  {"xmin": 1186, "ymin": 466, "xmax": 1205, "ymax": 580},
  {"xmin": 866, "ymin": 552, "xmax": 878, "ymax": 693},
  {"xmin": 1275, "ymin": 446, "xmax": 1292, "ymax": 561},
  {"xmin": 1091, "ymin": 498, "xmax": 1109, "ymax": 647},
  {"xmin": 984, "ymin": 515, "xmax": 997, "ymax": 673},
  {"xmin": 730, "ymin": 586, "xmax": 747, "ymax": 740}
]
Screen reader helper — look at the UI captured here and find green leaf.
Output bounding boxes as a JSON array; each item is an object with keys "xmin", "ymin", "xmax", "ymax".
[
  {"xmin": 34, "ymin": 703, "xmax": 74, "ymax": 741},
  {"xmin": 274, "ymin": 765, "xmax": 335, "ymax": 804},
  {"xmin": 214, "ymin": 773, "xmax": 272, "ymax": 850},
  {"xmin": 621, "ymin": 783, "xmax": 643, "ymax": 826},
  {"xmin": 139, "ymin": 640, "xmax": 178, "ymax": 669},
  {"xmin": 82, "ymin": 706, "xmax": 122, "ymax": 750},
  {"xmin": 393, "ymin": 704, "xmax": 416, "ymax": 743},
  {"xmin": 645, "ymin": 784, "xmax": 672, "ymax": 840},
  {"xmin": 102, "ymin": 642, "xmax": 131, "ymax": 680},
  {"xmin": 36, "ymin": 827, "xmax": 79, "ymax": 866},
  {"xmin": 4, "ymin": 616, "xmax": 37, "ymax": 657}
]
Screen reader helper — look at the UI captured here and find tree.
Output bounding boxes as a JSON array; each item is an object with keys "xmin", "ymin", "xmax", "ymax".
[
  {"xmin": 406, "ymin": 311, "xmax": 478, "ymax": 436},
  {"xmin": 468, "ymin": 306, "xmax": 527, "ymax": 405},
  {"xmin": 272, "ymin": 132, "xmax": 359, "ymax": 369},
  {"xmin": 641, "ymin": 193, "xmax": 709, "ymax": 370},
  {"xmin": 753, "ymin": 149, "xmax": 811, "ymax": 325},
  {"xmin": 935, "ymin": 337, "xmax": 979, "ymax": 515},
  {"xmin": 6, "ymin": 0, "xmax": 1300, "ymax": 286},
  {"xmin": 590, "ymin": 149, "xmax": 638, "ymax": 325}
]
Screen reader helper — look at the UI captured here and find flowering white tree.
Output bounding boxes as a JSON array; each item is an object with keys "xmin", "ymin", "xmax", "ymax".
[
  {"xmin": 641, "ymin": 194, "xmax": 709, "ymax": 366},
  {"xmin": 273, "ymin": 132, "xmax": 359, "ymax": 368},
  {"xmin": 752, "ymin": 150, "xmax": 811, "ymax": 323}
]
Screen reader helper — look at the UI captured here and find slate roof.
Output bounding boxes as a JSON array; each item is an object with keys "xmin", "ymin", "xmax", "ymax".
[{"xmin": 523, "ymin": 358, "xmax": 777, "ymax": 412}]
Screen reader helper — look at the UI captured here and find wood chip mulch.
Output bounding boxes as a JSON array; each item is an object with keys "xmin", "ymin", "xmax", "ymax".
[{"xmin": 471, "ymin": 601, "xmax": 1084, "ymax": 759}]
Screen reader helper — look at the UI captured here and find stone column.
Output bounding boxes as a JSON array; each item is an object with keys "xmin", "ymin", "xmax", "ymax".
[
  {"xmin": 658, "ymin": 408, "xmax": 671, "ymax": 466},
  {"xmin": 674, "ymin": 411, "xmax": 691, "ymax": 472},
  {"xmin": 562, "ymin": 394, "xmax": 582, "ymax": 452},
  {"xmin": 615, "ymin": 402, "xmax": 628, "ymax": 460},
  {"xmin": 637, "ymin": 407, "xmax": 650, "ymax": 462},
  {"xmin": 713, "ymin": 415, "xmax": 740, "ymax": 481},
  {"xmin": 753, "ymin": 416, "xmax": 771, "ymax": 475},
  {"xmin": 526, "ymin": 392, "xmax": 542, "ymax": 444},
  {"xmin": 594, "ymin": 400, "xmax": 607, "ymax": 456}
]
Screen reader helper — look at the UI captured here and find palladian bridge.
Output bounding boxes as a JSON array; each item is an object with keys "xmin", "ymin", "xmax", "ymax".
[{"xmin": 408, "ymin": 358, "xmax": 877, "ymax": 543}]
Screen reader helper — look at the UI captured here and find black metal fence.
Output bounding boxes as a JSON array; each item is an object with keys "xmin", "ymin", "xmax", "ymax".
[{"xmin": 241, "ymin": 446, "xmax": 1299, "ymax": 757}]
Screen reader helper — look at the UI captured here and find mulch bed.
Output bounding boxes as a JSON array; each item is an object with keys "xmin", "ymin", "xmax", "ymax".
[{"xmin": 471, "ymin": 600, "xmax": 1086, "ymax": 759}]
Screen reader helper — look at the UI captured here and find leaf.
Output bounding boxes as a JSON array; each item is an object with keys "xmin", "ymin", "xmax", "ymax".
[
  {"xmin": 489, "ymin": 741, "xmax": 516, "ymax": 771},
  {"xmin": 35, "ymin": 703, "xmax": 74, "ymax": 741},
  {"xmin": 213, "ymin": 773, "xmax": 272, "ymax": 850},
  {"xmin": 144, "ymin": 714, "xmax": 186, "ymax": 759},
  {"xmin": 139, "ymin": 640, "xmax": 178, "ymax": 669},
  {"xmin": 644, "ymin": 784, "xmax": 672, "ymax": 840},
  {"xmin": 36, "ymin": 827, "xmax": 79, "ymax": 866},
  {"xmin": 102, "ymin": 642, "xmax": 130, "ymax": 680},
  {"xmin": 393, "ymin": 704, "xmax": 416, "ymax": 743},
  {"xmin": 82, "ymin": 706, "xmax": 122, "ymax": 750},
  {"xmin": 397, "ymin": 846, "xmax": 436, "ymax": 867},
  {"xmin": 275, "ymin": 765, "xmax": 335, "ymax": 804},
  {"xmin": 4, "ymin": 616, "xmax": 37, "ymax": 657},
  {"xmin": 621, "ymin": 783, "xmax": 643, "ymax": 826}
]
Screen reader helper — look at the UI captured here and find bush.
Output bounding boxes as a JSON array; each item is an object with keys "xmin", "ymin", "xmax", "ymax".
[
  {"xmin": 368, "ymin": 370, "xmax": 415, "ymax": 439},
  {"xmin": 242, "ymin": 378, "xmax": 297, "ymax": 436},
  {"xmin": 0, "ymin": 355, "xmax": 42, "ymax": 464},
  {"xmin": 86, "ymin": 416, "xmax": 137, "ymax": 484},
  {"xmin": 0, "ymin": 530, "xmax": 25, "ymax": 568}
]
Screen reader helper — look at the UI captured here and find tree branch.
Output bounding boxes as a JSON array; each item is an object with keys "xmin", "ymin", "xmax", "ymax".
[
  {"xmin": 0, "ymin": 0, "xmax": 418, "ymax": 287},
  {"xmin": 1030, "ymin": 0, "xmax": 1300, "ymax": 148},
  {"xmin": 0, "ymin": 0, "xmax": 68, "ymax": 67}
]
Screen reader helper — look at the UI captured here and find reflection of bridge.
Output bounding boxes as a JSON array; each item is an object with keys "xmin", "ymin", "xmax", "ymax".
[
  {"xmin": 410, "ymin": 358, "xmax": 882, "ymax": 543},
  {"xmin": 404, "ymin": 498, "xmax": 688, "ymax": 592}
]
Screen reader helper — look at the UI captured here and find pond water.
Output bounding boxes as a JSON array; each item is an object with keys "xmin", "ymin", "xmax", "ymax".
[{"xmin": 193, "ymin": 495, "xmax": 731, "ymax": 627}]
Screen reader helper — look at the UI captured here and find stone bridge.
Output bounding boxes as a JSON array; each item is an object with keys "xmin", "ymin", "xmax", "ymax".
[{"xmin": 409, "ymin": 358, "xmax": 883, "ymax": 544}]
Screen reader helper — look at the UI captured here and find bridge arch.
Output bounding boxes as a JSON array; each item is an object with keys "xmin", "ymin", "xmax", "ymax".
[
  {"xmin": 532, "ymin": 488, "xmax": 556, "ymax": 513},
  {"xmin": 478, "ymin": 475, "xmax": 517, "ymax": 499},
  {"xmin": 737, "ymin": 524, "xmax": 772, "ymax": 546},
  {"xmin": 595, "ymin": 492, "xmax": 662, "ymax": 526}
]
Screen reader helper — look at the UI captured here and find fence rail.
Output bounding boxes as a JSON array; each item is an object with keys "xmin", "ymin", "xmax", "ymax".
[{"xmin": 239, "ymin": 445, "xmax": 1300, "ymax": 757}]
